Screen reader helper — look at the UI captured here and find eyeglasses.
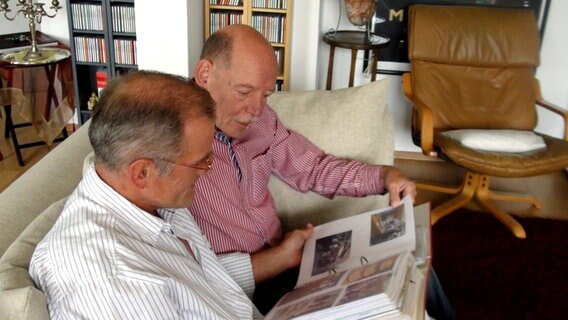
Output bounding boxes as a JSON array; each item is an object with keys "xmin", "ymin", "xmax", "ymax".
[{"xmin": 158, "ymin": 156, "xmax": 213, "ymax": 172}]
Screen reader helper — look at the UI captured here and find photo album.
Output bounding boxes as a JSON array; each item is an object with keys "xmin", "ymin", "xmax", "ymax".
[{"xmin": 266, "ymin": 195, "xmax": 428, "ymax": 320}]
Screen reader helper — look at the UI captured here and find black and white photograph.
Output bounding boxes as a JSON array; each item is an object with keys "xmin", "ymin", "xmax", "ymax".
[
  {"xmin": 312, "ymin": 231, "xmax": 353, "ymax": 276},
  {"xmin": 370, "ymin": 203, "xmax": 406, "ymax": 246}
]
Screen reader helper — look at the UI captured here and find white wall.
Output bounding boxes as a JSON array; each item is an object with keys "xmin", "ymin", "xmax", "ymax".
[
  {"xmin": 136, "ymin": 0, "xmax": 203, "ymax": 77},
  {"xmin": 288, "ymin": 1, "xmax": 321, "ymax": 91},
  {"xmin": 0, "ymin": 17, "xmax": 27, "ymax": 34},
  {"xmin": 0, "ymin": 4, "xmax": 68, "ymax": 42},
  {"xmin": 535, "ymin": 0, "xmax": 568, "ymax": 138}
]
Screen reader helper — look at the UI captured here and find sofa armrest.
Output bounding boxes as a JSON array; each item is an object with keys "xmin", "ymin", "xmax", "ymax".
[
  {"xmin": 0, "ymin": 197, "xmax": 67, "ymax": 320},
  {"xmin": 0, "ymin": 123, "xmax": 92, "ymax": 257}
]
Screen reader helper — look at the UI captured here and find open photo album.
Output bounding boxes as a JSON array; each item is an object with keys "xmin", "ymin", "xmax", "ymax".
[{"xmin": 266, "ymin": 196, "xmax": 428, "ymax": 320}]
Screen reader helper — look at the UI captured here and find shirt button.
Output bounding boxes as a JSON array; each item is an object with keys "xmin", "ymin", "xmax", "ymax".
[{"xmin": 162, "ymin": 223, "xmax": 174, "ymax": 234}]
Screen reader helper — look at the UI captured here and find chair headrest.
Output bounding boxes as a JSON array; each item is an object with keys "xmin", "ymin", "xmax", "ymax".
[{"xmin": 408, "ymin": 5, "xmax": 540, "ymax": 68}]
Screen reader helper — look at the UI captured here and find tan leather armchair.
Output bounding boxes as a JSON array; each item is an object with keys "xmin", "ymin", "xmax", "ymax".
[{"xmin": 402, "ymin": 4, "xmax": 568, "ymax": 238}]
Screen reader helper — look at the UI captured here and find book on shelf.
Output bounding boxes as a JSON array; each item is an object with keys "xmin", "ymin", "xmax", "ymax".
[
  {"xmin": 266, "ymin": 196, "xmax": 431, "ymax": 320},
  {"xmin": 0, "ymin": 31, "xmax": 58, "ymax": 54}
]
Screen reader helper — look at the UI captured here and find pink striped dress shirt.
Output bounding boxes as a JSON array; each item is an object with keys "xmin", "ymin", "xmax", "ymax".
[{"xmin": 190, "ymin": 105, "xmax": 386, "ymax": 256}]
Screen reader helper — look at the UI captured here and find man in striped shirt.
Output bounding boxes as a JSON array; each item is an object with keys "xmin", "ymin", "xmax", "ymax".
[
  {"xmin": 190, "ymin": 24, "xmax": 428, "ymax": 314},
  {"xmin": 29, "ymin": 71, "xmax": 269, "ymax": 319}
]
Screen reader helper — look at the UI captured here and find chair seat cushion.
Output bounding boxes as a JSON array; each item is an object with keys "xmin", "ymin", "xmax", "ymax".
[
  {"xmin": 441, "ymin": 129, "xmax": 546, "ymax": 152},
  {"xmin": 435, "ymin": 133, "xmax": 568, "ymax": 177}
]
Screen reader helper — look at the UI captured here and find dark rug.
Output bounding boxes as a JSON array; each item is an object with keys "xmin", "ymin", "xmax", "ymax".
[{"xmin": 432, "ymin": 209, "xmax": 568, "ymax": 320}]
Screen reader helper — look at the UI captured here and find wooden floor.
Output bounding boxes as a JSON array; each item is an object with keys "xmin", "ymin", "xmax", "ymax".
[
  {"xmin": 0, "ymin": 114, "xmax": 75, "ymax": 193},
  {"xmin": 2, "ymin": 123, "xmax": 567, "ymax": 221}
]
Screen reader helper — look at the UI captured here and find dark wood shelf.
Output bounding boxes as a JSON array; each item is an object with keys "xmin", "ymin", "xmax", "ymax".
[{"xmin": 67, "ymin": 0, "xmax": 137, "ymax": 125}]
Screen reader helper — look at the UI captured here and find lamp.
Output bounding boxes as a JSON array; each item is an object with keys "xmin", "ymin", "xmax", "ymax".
[{"xmin": 0, "ymin": 0, "xmax": 69, "ymax": 64}]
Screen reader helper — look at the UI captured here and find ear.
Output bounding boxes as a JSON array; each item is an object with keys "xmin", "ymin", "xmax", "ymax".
[
  {"xmin": 195, "ymin": 59, "xmax": 213, "ymax": 87},
  {"xmin": 129, "ymin": 158, "xmax": 154, "ymax": 189}
]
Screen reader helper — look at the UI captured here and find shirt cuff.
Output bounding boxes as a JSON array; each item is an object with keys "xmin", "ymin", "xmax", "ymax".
[
  {"xmin": 362, "ymin": 164, "xmax": 386, "ymax": 195},
  {"xmin": 217, "ymin": 252, "xmax": 255, "ymax": 298}
]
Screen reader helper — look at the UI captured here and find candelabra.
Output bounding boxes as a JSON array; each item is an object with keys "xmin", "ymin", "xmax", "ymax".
[{"xmin": 0, "ymin": 0, "xmax": 68, "ymax": 64}]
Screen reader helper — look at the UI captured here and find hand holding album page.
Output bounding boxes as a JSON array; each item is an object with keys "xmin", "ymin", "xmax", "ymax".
[
  {"xmin": 265, "ymin": 196, "xmax": 420, "ymax": 320},
  {"xmin": 297, "ymin": 195, "xmax": 415, "ymax": 287}
]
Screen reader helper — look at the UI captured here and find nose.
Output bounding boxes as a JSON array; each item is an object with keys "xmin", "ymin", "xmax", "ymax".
[{"xmin": 246, "ymin": 93, "xmax": 265, "ymax": 117}]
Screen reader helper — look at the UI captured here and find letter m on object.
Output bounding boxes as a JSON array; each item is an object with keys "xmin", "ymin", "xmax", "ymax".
[{"xmin": 389, "ymin": 9, "xmax": 404, "ymax": 22}]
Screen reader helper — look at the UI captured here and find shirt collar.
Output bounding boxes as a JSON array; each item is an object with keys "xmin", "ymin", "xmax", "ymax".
[{"xmin": 82, "ymin": 163, "xmax": 169, "ymax": 246}]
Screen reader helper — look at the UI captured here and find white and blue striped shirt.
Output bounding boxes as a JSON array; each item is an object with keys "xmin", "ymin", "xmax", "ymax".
[{"xmin": 30, "ymin": 164, "xmax": 262, "ymax": 319}]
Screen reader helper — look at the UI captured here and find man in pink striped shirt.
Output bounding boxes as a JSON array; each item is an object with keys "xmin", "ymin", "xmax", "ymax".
[{"xmin": 189, "ymin": 24, "xmax": 439, "ymax": 315}]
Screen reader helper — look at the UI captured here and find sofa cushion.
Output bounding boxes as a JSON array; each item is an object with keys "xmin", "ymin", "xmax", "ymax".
[
  {"xmin": 0, "ymin": 197, "xmax": 67, "ymax": 320},
  {"xmin": 267, "ymin": 79, "xmax": 393, "ymax": 231}
]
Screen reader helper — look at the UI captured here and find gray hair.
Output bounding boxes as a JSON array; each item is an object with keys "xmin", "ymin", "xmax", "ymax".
[
  {"xmin": 88, "ymin": 70, "xmax": 215, "ymax": 174},
  {"xmin": 200, "ymin": 28, "xmax": 233, "ymax": 67}
]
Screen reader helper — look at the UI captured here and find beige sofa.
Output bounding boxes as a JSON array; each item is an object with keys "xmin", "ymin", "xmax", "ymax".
[{"xmin": 0, "ymin": 79, "xmax": 393, "ymax": 319}]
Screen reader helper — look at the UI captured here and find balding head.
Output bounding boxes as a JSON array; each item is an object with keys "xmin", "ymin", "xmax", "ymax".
[
  {"xmin": 201, "ymin": 24, "xmax": 277, "ymax": 71},
  {"xmin": 89, "ymin": 70, "xmax": 215, "ymax": 173}
]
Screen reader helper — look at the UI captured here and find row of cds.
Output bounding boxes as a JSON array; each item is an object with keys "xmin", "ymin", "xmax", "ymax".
[
  {"xmin": 71, "ymin": 3, "xmax": 135, "ymax": 34},
  {"xmin": 252, "ymin": 0, "xmax": 287, "ymax": 9},
  {"xmin": 209, "ymin": 13, "xmax": 243, "ymax": 34},
  {"xmin": 209, "ymin": 13, "xmax": 286, "ymax": 44},
  {"xmin": 251, "ymin": 15, "xmax": 286, "ymax": 44},
  {"xmin": 71, "ymin": 3, "xmax": 103, "ymax": 31},
  {"xmin": 114, "ymin": 39, "xmax": 137, "ymax": 65},
  {"xmin": 73, "ymin": 37, "xmax": 137, "ymax": 66},
  {"xmin": 74, "ymin": 36, "xmax": 107, "ymax": 63},
  {"xmin": 209, "ymin": 0, "xmax": 240, "ymax": 5},
  {"xmin": 209, "ymin": 0, "xmax": 287, "ymax": 9},
  {"xmin": 111, "ymin": 6, "xmax": 136, "ymax": 33}
]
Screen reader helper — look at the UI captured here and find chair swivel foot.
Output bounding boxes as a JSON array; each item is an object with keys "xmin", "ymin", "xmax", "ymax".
[
  {"xmin": 429, "ymin": 172, "xmax": 479, "ymax": 224},
  {"xmin": 431, "ymin": 192, "xmax": 474, "ymax": 224},
  {"xmin": 476, "ymin": 196, "xmax": 526, "ymax": 239},
  {"xmin": 487, "ymin": 190, "xmax": 542, "ymax": 209}
]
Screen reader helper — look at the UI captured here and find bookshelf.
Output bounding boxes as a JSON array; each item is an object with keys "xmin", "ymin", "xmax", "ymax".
[
  {"xmin": 204, "ymin": 0, "xmax": 292, "ymax": 91},
  {"xmin": 66, "ymin": 0, "xmax": 138, "ymax": 124}
]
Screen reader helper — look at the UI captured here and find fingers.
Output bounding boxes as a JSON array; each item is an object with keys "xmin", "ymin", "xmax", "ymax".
[
  {"xmin": 301, "ymin": 223, "xmax": 314, "ymax": 239},
  {"xmin": 384, "ymin": 166, "xmax": 417, "ymax": 206},
  {"xmin": 283, "ymin": 224, "xmax": 313, "ymax": 247},
  {"xmin": 389, "ymin": 191, "xmax": 402, "ymax": 207},
  {"xmin": 403, "ymin": 181, "xmax": 417, "ymax": 203}
]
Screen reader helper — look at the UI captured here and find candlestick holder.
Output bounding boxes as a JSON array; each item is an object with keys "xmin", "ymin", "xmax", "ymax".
[{"xmin": 0, "ymin": 0, "xmax": 70, "ymax": 65}]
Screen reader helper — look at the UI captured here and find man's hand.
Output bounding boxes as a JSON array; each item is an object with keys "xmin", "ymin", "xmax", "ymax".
[
  {"xmin": 279, "ymin": 224, "xmax": 314, "ymax": 268},
  {"xmin": 251, "ymin": 224, "xmax": 313, "ymax": 284},
  {"xmin": 382, "ymin": 166, "xmax": 417, "ymax": 206}
]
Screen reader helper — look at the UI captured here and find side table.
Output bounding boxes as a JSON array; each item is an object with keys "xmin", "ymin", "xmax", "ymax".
[
  {"xmin": 323, "ymin": 30, "xmax": 390, "ymax": 90},
  {"xmin": 0, "ymin": 48, "xmax": 71, "ymax": 166}
]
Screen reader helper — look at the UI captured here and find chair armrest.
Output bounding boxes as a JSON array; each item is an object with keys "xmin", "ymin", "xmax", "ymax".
[
  {"xmin": 402, "ymin": 73, "xmax": 437, "ymax": 156},
  {"xmin": 535, "ymin": 79, "xmax": 568, "ymax": 141}
]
